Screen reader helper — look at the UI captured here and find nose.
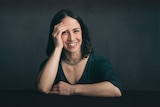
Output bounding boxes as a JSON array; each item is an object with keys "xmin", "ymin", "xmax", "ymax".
[{"xmin": 68, "ymin": 32, "xmax": 75, "ymax": 41}]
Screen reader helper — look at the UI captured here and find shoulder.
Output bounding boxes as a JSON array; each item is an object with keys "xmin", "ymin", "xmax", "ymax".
[
  {"xmin": 89, "ymin": 53, "xmax": 111, "ymax": 64},
  {"xmin": 88, "ymin": 53, "xmax": 112, "ymax": 69}
]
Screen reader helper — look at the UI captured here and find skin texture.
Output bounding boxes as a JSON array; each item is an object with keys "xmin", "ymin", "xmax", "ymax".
[{"xmin": 37, "ymin": 16, "xmax": 122, "ymax": 97}]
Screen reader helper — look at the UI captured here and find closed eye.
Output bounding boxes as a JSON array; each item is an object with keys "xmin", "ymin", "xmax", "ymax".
[
  {"xmin": 73, "ymin": 28, "xmax": 80, "ymax": 33},
  {"xmin": 74, "ymin": 30, "xmax": 79, "ymax": 33},
  {"xmin": 62, "ymin": 31, "xmax": 69, "ymax": 35}
]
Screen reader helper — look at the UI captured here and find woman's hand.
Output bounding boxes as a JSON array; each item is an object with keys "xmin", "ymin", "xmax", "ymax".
[
  {"xmin": 52, "ymin": 22, "xmax": 67, "ymax": 49},
  {"xmin": 49, "ymin": 81, "xmax": 122, "ymax": 97},
  {"xmin": 50, "ymin": 81, "xmax": 74, "ymax": 96}
]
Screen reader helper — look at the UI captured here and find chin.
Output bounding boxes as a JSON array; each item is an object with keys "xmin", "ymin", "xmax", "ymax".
[{"xmin": 65, "ymin": 47, "xmax": 80, "ymax": 53}]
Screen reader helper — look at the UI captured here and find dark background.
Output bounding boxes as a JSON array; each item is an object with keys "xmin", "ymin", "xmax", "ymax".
[{"xmin": 0, "ymin": 0, "xmax": 160, "ymax": 91}]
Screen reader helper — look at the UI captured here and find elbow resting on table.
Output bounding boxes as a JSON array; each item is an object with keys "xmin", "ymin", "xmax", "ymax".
[
  {"xmin": 101, "ymin": 87, "xmax": 122, "ymax": 97},
  {"xmin": 37, "ymin": 85, "xmax": 51, "ymax": 94},
  {"xmin": 114, "ymin": 89, "xmax": 122, "ymax": 97},
  {"xmin": 108, "ymin": 85, "xmax": 122, "ymax": 97}
]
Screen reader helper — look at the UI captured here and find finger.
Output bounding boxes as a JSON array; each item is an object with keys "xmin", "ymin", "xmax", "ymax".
[
  {"xmin": 54, "ymin": 22, "xmax": 63, "ymax": 28},
  {"xmin": 51, "ymin": 85, "xmax": 59, "ymax": 92},
  {"xmin": 52, "ymin": 90, "xmax": 59, "ymax": 94},
  {"xmin": 52, "ymin": 84, "xmax": 59, "ymax": 89},
  {"xmin": 52, "ymin": 25, "xmax": 67, "ymax": 38},
  {"xmin": 49, "ymin": 90, "xmax": 59, "ymax": 94},
  {"xmin": 53, "ymin": 22, "xmax": 65, "ymax": 33}
]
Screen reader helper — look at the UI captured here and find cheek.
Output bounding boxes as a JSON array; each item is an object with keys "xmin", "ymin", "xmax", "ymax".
[
  {"xmin": 61, "ymin": 36, "xmax": 67, "ymax": 42},
  {"xmin": 77, "ymin": 32, "xmax": 82, "ymax": 39},
  {"xmin": 78, "ymin": 34, "xmax": 82, "ymax": 41}
]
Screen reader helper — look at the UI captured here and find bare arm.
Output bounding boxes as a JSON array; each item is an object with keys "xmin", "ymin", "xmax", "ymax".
[
  {"xmin": 36, "ymin": 22, "xmax": 67, "ymax": 93},
  {"xmin": 73, "ymin": 81, "xmax": 122, "ymax": 97},
  {"xmin": 51, "ymin": 81, "xmax": 122, "ymax": 97},
  {"xmin": 36, "ymin": 47, "xmax": 62, "ymax": 93}
]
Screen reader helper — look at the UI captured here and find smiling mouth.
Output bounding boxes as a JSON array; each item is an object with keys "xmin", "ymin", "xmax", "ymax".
[{"xmin": 67, "ymin": 42, "xmax": 77, "ymax": 47}]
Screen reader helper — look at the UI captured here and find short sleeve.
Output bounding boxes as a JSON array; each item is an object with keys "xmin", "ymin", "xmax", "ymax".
[{"xmin": 91, "ymin": 54, "xmax": 122, "ymax": 92}]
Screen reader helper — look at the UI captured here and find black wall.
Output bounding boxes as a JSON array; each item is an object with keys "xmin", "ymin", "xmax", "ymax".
[{"xmin": 0, "ymin": 0, "xmax": 160, "ymax": 90}]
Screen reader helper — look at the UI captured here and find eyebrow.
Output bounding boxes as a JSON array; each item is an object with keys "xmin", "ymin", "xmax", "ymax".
[{"xmin": 73, "ymin": 28, "xmax": 80, "ymax": 30}]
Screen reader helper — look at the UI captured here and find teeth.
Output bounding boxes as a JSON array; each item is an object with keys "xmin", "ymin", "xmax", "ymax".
[{"xmin": 68, "ymin": 43, "xmax": 76, "ymax": 46}]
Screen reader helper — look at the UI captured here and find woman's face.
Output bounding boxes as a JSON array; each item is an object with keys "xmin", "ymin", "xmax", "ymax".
[{"xmin": 61, "ymin": 16, "xmax": 82, "ymax": 54}]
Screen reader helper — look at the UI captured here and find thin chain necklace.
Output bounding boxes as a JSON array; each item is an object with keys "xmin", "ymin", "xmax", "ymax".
[{"xmin": 63, "ymin": 58, "xmax": 82, "ymax": 65}]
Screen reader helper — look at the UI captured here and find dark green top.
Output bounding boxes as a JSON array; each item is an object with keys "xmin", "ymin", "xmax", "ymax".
[{"xmin": 40, "ymin": 53, "xmax": 122, "ymax": 92}]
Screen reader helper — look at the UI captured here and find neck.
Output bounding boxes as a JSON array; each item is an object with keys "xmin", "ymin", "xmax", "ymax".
[{"xmin": 63, "ymin": 50, "xmax": 82, "ymax": 65}]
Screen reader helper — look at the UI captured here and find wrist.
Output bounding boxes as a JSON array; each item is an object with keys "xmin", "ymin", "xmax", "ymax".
[
  {"xmin": 71, "ymin": 85, "xmax": 80, "ymax": 95},
  {"xmin": 55, "ymin": 46, "xmax": 63, "ymax": 50},
  {"xmin": 49, "ymin": 47, "xmax": 62, "ymax": 58},
  {"xmin": 71, "ymin": 85, "xmax": 76, "ymax": 95},
  {"xmin": 53, "ymin": 47, "xmax": 63, "ymax": 54}
]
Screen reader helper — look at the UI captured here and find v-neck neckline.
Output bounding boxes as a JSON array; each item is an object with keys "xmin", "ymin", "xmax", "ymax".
[{"xmin": 60, "ymin": 54, "xmax": 91, "ymax": 84}]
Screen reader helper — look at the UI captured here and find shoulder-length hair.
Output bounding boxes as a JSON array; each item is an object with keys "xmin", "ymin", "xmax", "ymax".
[{"xmin": 46, "ymin": 9, "xmax": 94, "ymax": 58}]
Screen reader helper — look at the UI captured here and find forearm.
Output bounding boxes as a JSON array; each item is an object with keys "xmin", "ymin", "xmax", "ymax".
[
  {"xmin": 37, "ymin": 47, "xmax": 62, "ymax": 93},
  {"xmin": 72, "ymin": 81, "xmax": 122, "ymax": 97}
]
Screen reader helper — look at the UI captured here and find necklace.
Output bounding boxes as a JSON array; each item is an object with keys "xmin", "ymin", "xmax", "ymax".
[{"xmin": 63, "ymin": 58, "xmax": 82, "ymax": 65}]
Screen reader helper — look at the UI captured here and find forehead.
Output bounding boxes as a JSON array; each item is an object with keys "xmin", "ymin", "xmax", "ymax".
[{"xmin": 61, "ymin": 16, "xmax": 81, "ymax": 28}]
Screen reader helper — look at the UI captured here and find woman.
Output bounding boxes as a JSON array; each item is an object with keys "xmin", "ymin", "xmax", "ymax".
[{"xmin": 36, "ymin": 9, "xmax": 122, "ymax": 97}]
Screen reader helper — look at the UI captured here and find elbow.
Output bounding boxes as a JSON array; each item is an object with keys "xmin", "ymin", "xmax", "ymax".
[
  {"xmin": 39, "ymin": 89, "xmax": 50, "ymax": 94},
  {"xmin": 108, "ymin": 90, "xmax": 122, "ymax": 97},
  {"xmin": 113, "ymin": 88, "xmax": 122, "ymax": 97},
  {"xmin": 36, "ymin": 81, "xmax": 51, "ymax": 94},
  {"xmin": 115, "ymin": 90, "xmax": 122, "ymax": 97},
  {"xmin": 37, "ymin": 85, "xmax": 50, "ymax": 94},
  {"xmin": 105, "ymin": 82, "xmax": 122, "ymax": 97},
  {"xmin": 106, "ymin": 85, "xmax": 122, "ymax": 97}
]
